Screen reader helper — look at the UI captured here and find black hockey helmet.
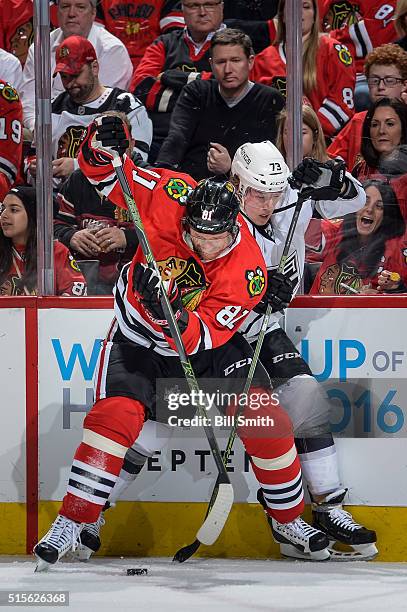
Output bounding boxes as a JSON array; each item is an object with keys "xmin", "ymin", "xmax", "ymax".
[{"xmin": 184, "ymin": 177, "xmax": 240, "ymax": 234}]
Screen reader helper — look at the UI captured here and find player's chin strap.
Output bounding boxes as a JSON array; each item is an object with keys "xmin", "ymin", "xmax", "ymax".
[
  {"xmin": 173, "ymin": 180, "xmax": 311, "ymax": 563},
  {"xmin": 100, "ymin": 138, "xmax": 234, "ymax": 551}
]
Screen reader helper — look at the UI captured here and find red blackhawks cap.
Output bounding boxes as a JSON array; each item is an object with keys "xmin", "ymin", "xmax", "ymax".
[{"xmin": 54, "ymin": 35, "xmax": 97, "ymax": 76}]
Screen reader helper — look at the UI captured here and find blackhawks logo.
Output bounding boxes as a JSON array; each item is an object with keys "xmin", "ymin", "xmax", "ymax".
[
  {"xmin": 318, "ymin": 262, "xmax": 361, "ymax": 294},
  {"xmin": 272, "ymin": 76, "xmax": 287, "ymax": 98},
  {"xmin": 0, "ymin": 83, "xmax": 19, "ymax": 102},
  {"xmin": 335, "ymin": 43, "xmax": 353, "ymax": 66},
  {"xmin": 328, "ymin": 2, "xmax": 360, "ymax": 30},
  {"xmin": 246, "ymin": 267, "xmax": 265, "ymax": 298},
  {"xmin": 157, "ymin": 256, "xmax": 207, "ymax": 311},
  {"xmin": 164, "ymin": 178, "xmax": 193, "ymax": 203},
  {"xmin": 69, "ymin": 254, "xmax": 81, "ymax": 272}
]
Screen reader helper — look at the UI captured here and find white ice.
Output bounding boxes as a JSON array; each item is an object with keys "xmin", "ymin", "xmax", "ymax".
[{"xmin": 1, "ymin": 557, "xmax": 407, "ymax": 611}]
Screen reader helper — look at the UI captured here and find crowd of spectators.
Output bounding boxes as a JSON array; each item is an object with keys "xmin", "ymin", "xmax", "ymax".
[{"xmin": 0, "ymin": 0, "xmax": 407, "ymax": 296}]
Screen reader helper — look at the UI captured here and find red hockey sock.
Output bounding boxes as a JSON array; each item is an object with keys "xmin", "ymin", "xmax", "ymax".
[
  {"xmin": 234, "ymin": 389, "xmax": 304, "ymax": 524},
  {"xmin": 60, "ymin": 397, "xmax": 145, "ymax": 523}
]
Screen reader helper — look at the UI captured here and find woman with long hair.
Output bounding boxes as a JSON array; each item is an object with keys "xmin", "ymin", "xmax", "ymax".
[
  {"xmin": 0, "ymin": 186, "xmax": 87, "ymax": 296},
  {"xmin": 251, "ymin": 0, "xmax": 356, "ymax": 140},
  {"xmin": 352, "ymin": 97, "xmax": 407, "ymax": 181},
  {"xmin": 276, "ymin": 103, "xmax": 330, "ymax": 161},
  {"xmin": 310, "ymin": 179, "xmax": 407, "ymax": 294}
]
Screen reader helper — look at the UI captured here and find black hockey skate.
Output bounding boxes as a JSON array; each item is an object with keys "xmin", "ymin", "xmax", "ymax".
[
  {"xmin": 311, "ymin": 488, "xmax": 378, "ymax": 560},
  {"xmin": 77, "ymin": 510, "xmax": 107, "ymax": 561},
  {"xmin": 34, "ymin": 515, "xmax": 83, "ymax": 572},
  {"xmin": 257, "ymin": 489, "xmax": 330, "ymax": 560}
]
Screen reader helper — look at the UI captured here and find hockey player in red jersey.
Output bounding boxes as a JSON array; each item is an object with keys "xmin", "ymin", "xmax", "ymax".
[
  {"xmin": 33, "ymin": 115, "xmax": 331, "ymax": 570},
  {"xmin": 96, "ymin": 0, "xmax": 184, "ymax": 69},
  {"xmin": 0, "ymin": 81, "xmax": 23, "ymax": 201}
]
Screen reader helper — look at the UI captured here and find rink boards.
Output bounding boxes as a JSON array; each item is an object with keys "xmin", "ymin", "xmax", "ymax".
[{"xmin": 1, "ymin": 295, "xmax": 407, "ymax": 560}]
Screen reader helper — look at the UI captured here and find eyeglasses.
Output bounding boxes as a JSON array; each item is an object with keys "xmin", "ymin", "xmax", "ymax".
[
  {"xmin": 183, "ymin": 1, "xmax": 222, "ymax": 12},
  {"xmin": 367, "ymin": 76, "xmax": 405, "ymax": 87}
]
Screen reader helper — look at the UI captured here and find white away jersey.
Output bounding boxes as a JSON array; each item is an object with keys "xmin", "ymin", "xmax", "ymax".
[{"xmin": 240, "ymin": 174, "xmax": 365, "ymax": 342}]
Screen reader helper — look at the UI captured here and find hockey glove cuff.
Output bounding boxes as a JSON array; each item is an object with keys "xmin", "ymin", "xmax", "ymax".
[
  {"xmin": 80, "ymin": 117, "xmax": 130, "ymax": 166},
  {"xmin": 254, "ymin": 270, "xmax": 295, "ymax": 314}
]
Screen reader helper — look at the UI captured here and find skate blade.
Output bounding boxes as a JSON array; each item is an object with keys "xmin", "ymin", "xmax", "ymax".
[
  {"xmin": 34, "ymin": 555, "xmax": 52, "ymax": 572},
  {"xmin": 328, "ymin": 541, "xmax": 378, "ymax": 561},
  {"xmin": 280, "ymin": 543, "xmax": 330, "ymax": 561},
  {"xmin": 76, "ymin": 545, "xmax": 94, "ymax": 562}
]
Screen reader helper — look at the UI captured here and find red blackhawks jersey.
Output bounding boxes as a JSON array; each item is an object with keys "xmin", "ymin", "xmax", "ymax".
[
  {"xmin": 96, "ymin": 0, "xmax": 184, "ymax": 69},
  {"xmin": 327, "ymin": 110, "xmax": 366, "ymax": 170},
  {"xmin": 0, "ymin": 1, "xmax": 58, "ymax": 66},
  {"xmin": 0, "ymin": 80, "xmax": 23, "ymax": 200},
  {"xmin": 318, "ymin": 0, "xmax": 398, "ymax": 74},
  {"xmin": 77, "ymin": 139, "xmax": 267, "ymax": 356},
  {"xmin": 251, "ymin": 35, "xmax": 356, "ymax": 138},
  {"xmin": 310, "ymin": 219, "xmax": 407, "ymax": 294},
  {"xmin": 0, "ymin": 241, "xmax": 87, "ymax": 296}
]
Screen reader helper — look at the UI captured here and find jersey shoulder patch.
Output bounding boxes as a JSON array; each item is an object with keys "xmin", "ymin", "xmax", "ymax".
[{"xmin": 0, "ymin": 82, "xmax": 19, "ymax": 103}]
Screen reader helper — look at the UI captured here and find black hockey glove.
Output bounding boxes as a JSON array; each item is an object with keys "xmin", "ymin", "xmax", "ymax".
[
  {"xmin": 254, "ymin": 270, "xmax": 295, "ymax": 314},
  {"xmin": 133, "ymin": 263, "xmax": 188, "ymax": 333},
  {"xmin": 289, "ymin": 158, "xmax": 323, "ymax": 189},
  {"xmin": 289, "ymin": 158, "xmax": 346, "ymax": 201},
  {"xmin": 93, "ymin": 116, "xmax": 129, "ymax": 157}
]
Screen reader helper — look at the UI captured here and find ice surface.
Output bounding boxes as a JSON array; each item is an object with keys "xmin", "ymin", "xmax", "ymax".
[{"xmin": 1, "ymin": 556, "xmax": 407, "ymax": 611}]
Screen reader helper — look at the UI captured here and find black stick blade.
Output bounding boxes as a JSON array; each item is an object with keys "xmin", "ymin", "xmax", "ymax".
[{"xmin": 172, "ymin": 539, "xmax": 201, "ymax": 563}]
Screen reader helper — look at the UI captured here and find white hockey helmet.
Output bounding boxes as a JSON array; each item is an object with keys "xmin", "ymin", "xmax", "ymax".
[{"xmin": 231, "ymin": 141, "xmax": 290, "ymax": 199}]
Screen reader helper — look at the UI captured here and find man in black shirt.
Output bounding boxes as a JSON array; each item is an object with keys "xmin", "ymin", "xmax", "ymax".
[{"xmin": 156, "ymin": 29, "xmax": 285, "ymax": 180}]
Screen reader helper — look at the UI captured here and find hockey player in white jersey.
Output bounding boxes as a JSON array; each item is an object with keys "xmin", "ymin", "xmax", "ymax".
[
  {"xmin": 228, "ymin": 141, "xmax": 378, "ymax": 560},
  {"xmin": 78, "ymin": 143, "xmax": 377, "ymax": 562}
]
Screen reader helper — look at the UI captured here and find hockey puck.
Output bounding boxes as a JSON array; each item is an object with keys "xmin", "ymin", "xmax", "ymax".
[{"xmin": 127, "ymin": 568, "xmax": 148, "ymax": 576}]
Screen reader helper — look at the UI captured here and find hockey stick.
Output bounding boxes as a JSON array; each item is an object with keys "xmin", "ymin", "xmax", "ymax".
[
  {"xmin": 109, "ymin": 151, "xmax": 233, "ymax": 547},
  {"xmin": 173, "ymin": 183, "xmax": 308, "ymax": 562}
]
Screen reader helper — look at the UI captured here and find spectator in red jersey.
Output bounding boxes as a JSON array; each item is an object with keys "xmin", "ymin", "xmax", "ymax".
[
  {"xmin": 310, "ymin": 179, "xmax": 407, "ymax": 295},
  {"xmin": 352, "ymin": 97, "xmax": 407, "ymax": 182},
  {"xmin": 251, "ymin": 0, "xmax": 356, "ymax": 141},
  {"xmin": 21, "ymin": 0, "xmax": 133, "ymax": 135},
  {"xmin": 0, "ymin": 186, "xmax": 87, "ymax": 296},
  {"xmin": 328, "ymin": 44, "xmax": 407, "ymax": 170},
  {"xmin": 95, "ymin": 1, "xmax": 185, "ymax": 70},
  {"xmin": 130, "ymin": 0, "xmax": 275, "ymax": 159},
  {"xmin": 0, "ymin": 81, "xmax": 23, "ymax": 201},
  {"xmin": 0, "ymin": 1, "xmax": 59, "ymax": 67},
  {"xmin": 318, "ymin": 1, "xmax": 398, "ymax": 111}
]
